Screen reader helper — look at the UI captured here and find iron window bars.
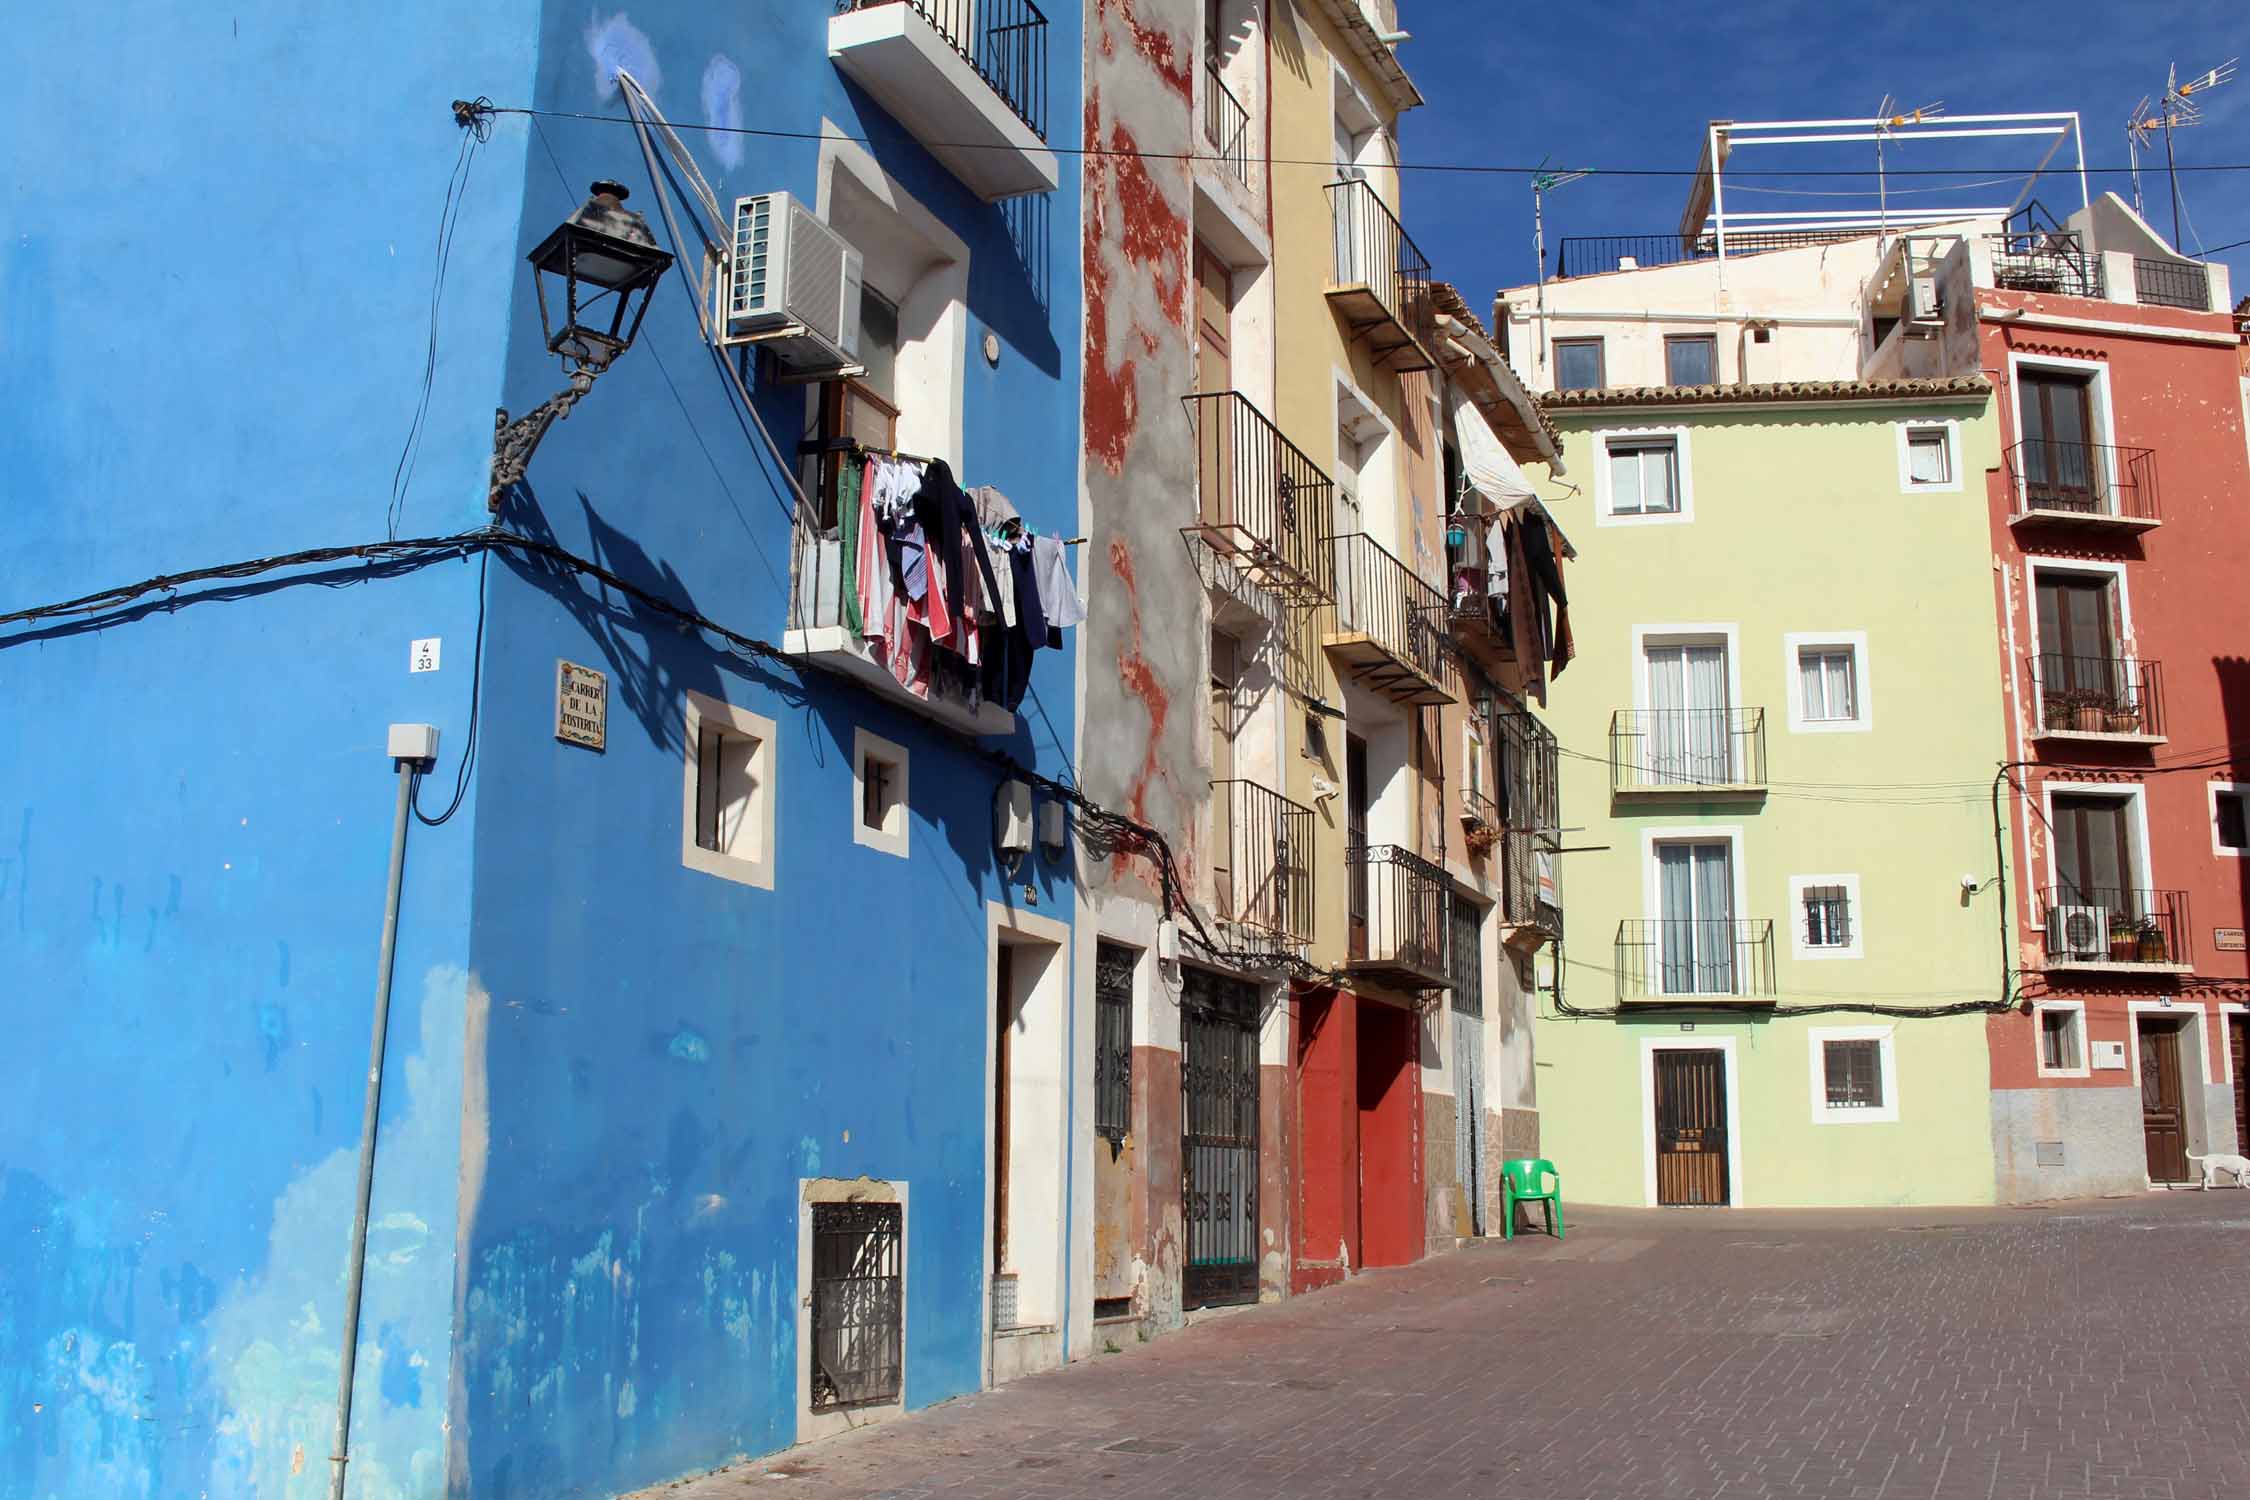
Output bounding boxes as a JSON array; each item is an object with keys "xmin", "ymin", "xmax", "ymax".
[
  {"xmin": 809, "ymin": 1201, "xmax": 904, "ymax": 1411},
  {"xmin": 839, "ymin": 0, "xmax": 1048, "ymax": 140},
  {"xmin": 1094, "ymin": 940, "xmax": 1134, "ymax": 1145},
  {"xmin": 1823, "ymin": 1039, "xmax": 1883, "ymax": 1109},
  {"xmin": 2030, "ymin": 653, "xmax": 2164, "ymax": 738},
  {"xmin": 1802, "ymin": 885, "xmax": 1852, "ymax": 949}
]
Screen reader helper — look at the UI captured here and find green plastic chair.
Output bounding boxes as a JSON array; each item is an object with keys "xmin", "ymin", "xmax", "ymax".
[{"xmin": 1499, "ymin": 1158, "xmax": 1564, "ymax": 1241}]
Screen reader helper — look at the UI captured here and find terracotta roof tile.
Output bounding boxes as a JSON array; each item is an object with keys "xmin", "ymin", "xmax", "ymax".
[{"xmin": 1540, "ymin": 375, "xmax": 1992, "ymax": 411}]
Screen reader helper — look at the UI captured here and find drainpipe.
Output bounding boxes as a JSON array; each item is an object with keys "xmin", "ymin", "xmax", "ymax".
[{"xmin": 329, "ymin": 725, "xmax": 435, "ymax": 1500}]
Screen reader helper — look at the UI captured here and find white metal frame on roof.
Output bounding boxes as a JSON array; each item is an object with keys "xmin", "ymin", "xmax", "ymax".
[{"xmin": 1686, "ymin": 111, "xmax": 2088, "ymax": 280}]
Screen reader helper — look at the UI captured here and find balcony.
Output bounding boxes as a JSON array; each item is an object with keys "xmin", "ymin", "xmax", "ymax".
[
  {"xmin": 2133, "ymin": 257, "xmax": 2212, "ymax": 312},
  {"xmin": 1460, "ymin": 783, "xmax": 1502, "ymax": 857},
  {"xmin": 1988, "ymin": 230, "xmax": 2102, "ymax": 298},
  {"xmin": 1182, "ymin": 391, "xmax": 1335, "ymax": 604},
  {"xmin": 1325, "ymin": 533, "xmax": 1452, "ymax": 705},
  {"xmin": 1325, "ymin": 178, "xmax": 1435, "ymax": 372},
  {"xmin": 1552, "ymin": 228, "xmax": 1863, "ymax": 279},
  {"xmin": 1615, "ymin": 919, "xmax": 1777, "ymax": 1006},
  {"xmin": 1344, "ymin": 842, "xmax": 1452, "ymax": 991},
  {"xmin": 828, "ymin": 0, "xmax": 1057, "ymax": 201},
  {"xmin": 1210, "ymin": 779, "xmax": 1315, "ymax": 948},
  {"xmin": 1609, "ymin": 709, "xmax": 1767, "ymax": 798},
  {"xmin": 1500, "ymin": 830, "xmax": 1563, "ymax": 947},
  {"xmin": 2038, "ymin": 888, "xmax": 2192, "ymax": 974},
  {"xmin": 2028, "ymin": 654, "xmax": 2166, "ymax": 745},
  {"xmin": 1201, "ymin": 58, "xmax": 1250, "ymax": 188},
  {"xmin": 2005, "ymin": 440, "xmax": 2160, "ymax": 533}
]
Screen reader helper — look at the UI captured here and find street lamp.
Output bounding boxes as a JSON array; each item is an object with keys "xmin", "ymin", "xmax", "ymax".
[{"xmin": 490, "ymin": 179, "xmax": 674, "ymax": 508}]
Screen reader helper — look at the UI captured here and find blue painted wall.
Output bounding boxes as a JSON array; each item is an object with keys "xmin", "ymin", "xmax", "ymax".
[
  {"xmin": 0, "ymin": 5, "xmax": 538, "ymax": 1499},
  {"xmin": 447, "ymin": 4, "xmax": 1083, "ymax": 1498}
]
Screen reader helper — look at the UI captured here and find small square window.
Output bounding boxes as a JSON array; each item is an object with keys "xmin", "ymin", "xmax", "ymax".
[
  {"xmin": 1799, "ymin": 647, "xmax": 1859, "ymax": 723},
  {"xmin": 2040, "ymin": 1007, "xmax": 2084, "ymax": 1071},
  {"xmin": 1665, "ymin": 334, "xmax": 1717, "ymax": 387},
  {"xmin": 1803, "ymin": 884, "xmax": 1852, "ymax": 949},
  {"xmin": 2216, "ymin": 790, "xmax": 2248, "ymax": 852},
  {"xmin": 1823, "ymin": 1039, "xmax": 1883, "ymax": 1110},
  {"xmin": 1554, "ymin": 338, "xmax": 1605, "ymax": 392},
  {"xmin": 1905, "ymin": 427, "xmax": 1952, "ymax": 486},
  {"xmin": 1607, "ymin": 438, "xmax": 1680, "ymax": 516},
  {"xmin": 853, "ymin": 728, "xmax": 910, "ymax": 859},
  {"xmin": 683, "ymin": 692, "xmax": 777, "ymax": 890}
]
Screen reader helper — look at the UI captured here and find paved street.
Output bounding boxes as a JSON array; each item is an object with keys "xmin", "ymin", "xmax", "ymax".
[{"xmin": 635, "ymin": 1193, "xmax": 2250, "ymax": 1500}]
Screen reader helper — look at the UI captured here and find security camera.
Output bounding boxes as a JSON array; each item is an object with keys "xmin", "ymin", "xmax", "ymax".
[{"xmin": 1960, "ymin": 873, "xmax": 1981, "ymax": 892}]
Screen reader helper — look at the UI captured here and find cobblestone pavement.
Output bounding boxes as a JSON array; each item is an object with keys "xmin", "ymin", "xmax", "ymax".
[{"xmin": 632, "ymin": 1192, "xmax": 2250, "ymax": 1500}]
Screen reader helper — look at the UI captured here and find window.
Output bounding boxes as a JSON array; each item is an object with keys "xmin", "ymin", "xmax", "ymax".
[
  {"xmin": 1606, "ymin": 437, "xmax": 1681, "ymax": 518},
  {"xmin": 1798, "ymin": 648, "xmax": 1858, "ymax": 723},
  {"xmin": 2213, "ymin": 785, "xmax": 2249, "ymax": 856},
  {"xmin": 808, "ymin": 1200, "xmax": 904, "ymax": 1412},
  {"xmin": 853, "ymin": 728, "xmax": 910, "ymax": 858},
  {"xmin": 1553, "ymin": 338, "xmax": 1605, "ymax": 392},
  {"xmin": 2040, "ymin": 1007, "xmax": 2084, "ymax": 1071},
  {"xmin": 2034, "ymin": 570, "xmax": 2126, "ymax": 727},
  {"xmin": 1664, "ymin": 334, "xmax": 1716, "ymax": 387},
  {"xmin": 1642, "ymin": 641, "xmax": 1731, "ymax": 784},
  {"xmin": 1803, "ymin": 884, "xmax": 1852, "ymax": 949},
  {"xmin": 1655, "ymin": 840, "xmax": 1735, "ymax": 994},
  {"xmin": 683, "ymin": 692, "xmax": 777, "ymax": 890},
  {"xmin": 1903, "ymin": 426, "xmax": 1952, "ymax": 487},
  {"xmin": 1094, "ymin": 941, "xmax": 1135, "ymax": 1145},
  {"xmin": 2050, "ymin": 792, "xmax": 2138, "ymax": 907},
  {"xmin": 1824, "ymin": 1040, "xmax": 1882, "ymax": 1109},
  {"xmin": 2017, "ymin": 368, "xmax": 2103, "ymax": 510},
  {"xmin": 1808, "ymin": 1026, "xmax": 1898, "ymax": 1123}
]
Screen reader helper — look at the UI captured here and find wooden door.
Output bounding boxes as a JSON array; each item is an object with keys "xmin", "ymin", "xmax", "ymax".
[
  {"xmin": 2019, "ymin": 371, "xmax": 2097, "ymax": 508},
  {"xmin": 2232, "ymin": 1016, "xmax": 2250, "ymax": 1156},
  {"xmin": 1194, "ymin": 241, "xmax": 1233, "ymax": 530},
  {"xmin": 1653, "ymin": 1049, "xmax": 1730, "ymax": 1206},
  {"xmin": 1346, "ymin": 736, "xmax": 1370, "ymax": 961},
  {"xmin": 2050, "ymin": 794, "xmax": 2134, "ymax": 910},
  {"xmin": 2138, "ymin": 1018, "xmax": 2190, "ymax": 1183}
]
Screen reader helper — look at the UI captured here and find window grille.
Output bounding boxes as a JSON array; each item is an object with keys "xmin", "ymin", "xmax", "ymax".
[
  {"xmin": 1823, "ymin": 1039, "xmax": 1882, "ymax": 1110},
  {"xmin": 809, "ymin": 1201, "xmax": 903, "ymax": 1411},
  {"xmin": 1803, "ymin": 884, "xmax": 1852, "ymax": 948},
  {"xmin": 1094, "ymin": 941, "xmax": 1135, "ymax": 1144}
]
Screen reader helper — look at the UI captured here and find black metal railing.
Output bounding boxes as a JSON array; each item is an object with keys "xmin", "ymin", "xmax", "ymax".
[
  {"xmin": 1493, "ymin": 698, "xmax": 1560, "ymax": 836},
  {"xmin": 2005, "ymin": 439, "xmax": 2159, "ymax": 522},
  {"xmin": 2037, "ymin": 887, "xmax": 2191, "ymax": 968},
  {"xmin": 809, "ymin": 1201, "xmax": 904, "ymax": 1410},
  {"xmin": 1501, "ymin": 830, "xmax": 1562, "ymax": 941},
  {"xmin": 1202, "ymin": 58, "xmax": 1249, "ymax": 186},
  {"xmin": 1326, "ymin": 178, "xmax": 1436, "ymax": 359},
  {"xmin": 1345, "ymin": 841, "xmax": 1449, "ymax": 979},
  {"xmin": 1183, "ymin": 391, "xmax": 1334, "ymax": 601},
  {"xmin": 1988, "ymin": 230, "xmax": 2102, "ymax": 298},
  {"xmin": 1615, "ymin": 919, "xmax": 1776, "ymax": 1000},
  {"xmin": 1554, "ymin": 229, "xmax": 1867, "ymax": 279},
  {"xmin": 844, "ymin": 0, "xmax": 1048, "ymax": 140},
  {"xmin": 1330, "ymin": 532, "xmax": 1448, "ymax": 687},
  {"xmin": 2031, "ymin": 653, "xmax": 2165, "ymax": 739},
  {"xmin": 1609, "ymin": 709, "xmax": 1767, "ymax": 793},
  {"xmin": 1210, "ymin": 779, "xmax": 1314, "ymax": 945},
  {"xmin": 2134, "ymin": 257, "xmax": 2210, "ymax": 312},
  {"xmin": 1463, "ymin": 782, "xmax": 1501, "ymax": 839}
]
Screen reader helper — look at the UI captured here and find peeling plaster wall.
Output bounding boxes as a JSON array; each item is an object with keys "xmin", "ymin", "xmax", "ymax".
[{"xmin": 0, "ymin": 4, "xmax": 529, "ymax": 1496}]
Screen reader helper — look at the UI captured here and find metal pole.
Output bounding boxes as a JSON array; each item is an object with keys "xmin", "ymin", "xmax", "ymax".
[
  {"xmin": 2162, "ymin": 107, "xmax": 2181, "ymax": 249},
  {"xmin": 1533, "ymin": 184, "xmax": 1549, "ymax": 381},
  {"xmin": 329, "ymin": 757, "xmax": 416, "ymax": 1500}
]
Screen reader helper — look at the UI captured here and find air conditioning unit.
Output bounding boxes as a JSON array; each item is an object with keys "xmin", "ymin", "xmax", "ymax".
[
  {"xmin": 2046, "ymin": 903, "xmax": 2109, "ymax": 961},
  {"xmin": 720, "ymin": 191, "xmax": 863, "ymax": 373},
  {"xmin": 1905, "ymin": 274, "xmax": 1943, "ymax": 329}
]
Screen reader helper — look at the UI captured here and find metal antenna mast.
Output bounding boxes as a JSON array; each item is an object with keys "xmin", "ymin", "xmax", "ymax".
[
  {"xmin": 1874, "ymin": 97, "xmax": 1944, "ymax": 245},
  {"xmin": 2145, "ymin": 58, "xmax": 2235, "ymax": 248},
  {"xmin": 1531, "ymin": 161, "xmax": 1592, "ymax": 383}
]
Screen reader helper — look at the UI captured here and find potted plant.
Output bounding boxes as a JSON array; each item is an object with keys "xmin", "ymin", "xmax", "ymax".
[
  {"xmin": 2135, "ymin": 916, "xmax": 2169, "ymax": 964},
  {"xmin": 2073, "ymin": 695, "xmax": 2107, "ymax": 734},
  {"xmin": 2044, "ymin": 695, "xmax": 2079, "ymax": 733},
  {"xmin": 2108, "ymin": 916, "xmax": 2139, "ymax": 963},
  {"xmin": 2104, "ymin": 703, "xmax": 2141, "ymax": 734}
]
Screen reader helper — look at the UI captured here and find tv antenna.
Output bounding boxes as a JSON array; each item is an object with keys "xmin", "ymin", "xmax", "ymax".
[
  {"xmin": 1531, "ymin": 160, "xmax": 1593, "ymax": 382},
  {"xmin": 1874, "ymin": 97, "xmax": 1944, "ymax": 243},
  {"xmin": 2131, "ymin": 58, "xmax": 2235, "ymax": 248}
]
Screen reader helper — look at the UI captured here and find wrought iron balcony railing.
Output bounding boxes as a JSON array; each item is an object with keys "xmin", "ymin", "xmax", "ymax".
[
  {"xmin": 2004, "ymin": 439, "xmax": 2159, "ymax": 525},
  {"xmin": 1615, "ymin": 919, "xmax": 1776, "ymax": 1001},
  {"xmin": 2037, "ymin": 887, "xmax": 2191, "ymax": 969},
  {"xmin": 1210, "ymin": 779, "xmax": 1315, "ymax": 946},
  {"xmin": 1553, "ymin": 228, "xmax": 1866, "ymax": 279},
  {"xmin": 1501, "ymin": 830, "xmax": 1562, "ymax": 943},
  {"xmin": 1325, "ymin": 178, "xmax": 1435, "ymax": 371},
  {"xmin": 1181, "ymin": 391, "xmax": 1334, "ymax": 603},
  {"xmin": 2133, "ymin": 257, "xmax": 2210, "ymax": 312},
  {"xmin": 841, "ymin": 0, "xmax": 1049, "ymax": 140},
  {"xmin": 1493, "ymin": 697, "xmax": 1560, "ymax": 836},
  {"xmin": 1345, "ymin": 841, "xmax": 1451, "ymax": 989},
  {"xmin": 2030, "ymin": 653, "xmax": 2165, "ymax": 739},
  {"xmin": 1609, "ymin": 709, "xmax": 1767, "ymax": 794},
  {"xmin": 1202, "ymin": 58, "xmax": 1250, "ymax": 187},
  {"xmin": 1327, "ymin": 532, "xmax": 1451, "ymax": 704},
  {"xmin": 1988, "ymin": 231, "xmax": 2102, "ymax": 298}
]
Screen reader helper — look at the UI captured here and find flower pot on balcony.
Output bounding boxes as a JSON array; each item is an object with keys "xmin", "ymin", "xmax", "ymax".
[
  {"xmin": 2043, "ymin": 698, "xmax": 2078, "ymax": 732},
  {"xmin": 2073, "ymin": 703, "xmax": 2107, "ymax": 733},
  {"xmin": 2108, "ymin": 925, "xmax": 2138, "ymax": 963},
  {"xmin": 2135, "ymin": 921, "xmax": 2168, "ymax": 964},
  {"xmin": 2104, "ymin": 706, "xmax": 2141, "ymax": 734}
]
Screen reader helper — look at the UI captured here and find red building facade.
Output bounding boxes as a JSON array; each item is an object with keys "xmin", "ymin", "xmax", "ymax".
[{"xmin": 1965, "ymin": 231, "xmax": 2250, "ymax": 1200}]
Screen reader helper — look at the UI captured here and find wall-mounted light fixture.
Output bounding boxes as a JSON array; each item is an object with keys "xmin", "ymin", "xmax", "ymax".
[{"xmin": 489, "ymin": 180, "xmax": 675, "ymax": 509}]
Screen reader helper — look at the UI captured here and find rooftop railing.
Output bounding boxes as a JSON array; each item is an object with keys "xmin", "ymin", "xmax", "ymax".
[{"xmin": 2133, "ymin": 257, "xmax": 2211, "ymax": 312}]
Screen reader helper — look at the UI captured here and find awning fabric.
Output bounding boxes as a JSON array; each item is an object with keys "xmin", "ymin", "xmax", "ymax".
[{"xmin": 1446, "ymin": 382, "xmax": 1538, "ymax": 516}]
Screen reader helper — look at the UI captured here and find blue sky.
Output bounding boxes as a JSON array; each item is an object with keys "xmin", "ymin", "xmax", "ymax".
[{"xmin": 1396, "ymin": 0, "xmax": 2248, "ymax": 317}]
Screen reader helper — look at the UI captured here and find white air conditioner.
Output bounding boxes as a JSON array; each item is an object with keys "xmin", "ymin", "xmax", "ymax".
[
  {"xmin": 720, "ymin": 191, "xmax": 863, "ymax": 373},
  {"xmin": 1906, "ymin": 274, "xmax": 1943, "ymax": 329},
  {"xmin": 2047, "ymin": 903, "xmax": 2109, "ymax": 961}
]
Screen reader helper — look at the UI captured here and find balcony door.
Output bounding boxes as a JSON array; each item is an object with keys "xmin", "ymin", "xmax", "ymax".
[
  {"xmin": 1194, "ymin": 238, "xmax": 1233, "ymax": 531},
  {"xmin": 2019, "ymin": 370, "xmax": 2098, "ymax": 510},
  {"xmin": 1657, "ymin": 841, "xmax": 1734, "ymax": 995},
  {"xmin": 2035, "ymin": 572, "xmax": 2119, "ymax": 706},
  {"xmin": 1645, "ymin": 642, "xmax": 1730, "ymax": 785},
  {"xmin": 1346, "ymin": 735, "xmax": 1370, "ymax": 962},
  {"xmin": 1209, "ymin": 629, "xmax": 1240, "ymax": 918},
  {"xmin": 2050, "ymin": 794, "xmax": 2136, "ymax": 916}
]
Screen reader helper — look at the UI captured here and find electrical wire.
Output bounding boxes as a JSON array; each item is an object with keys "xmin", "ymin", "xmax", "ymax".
[
  {"xmin": 411, "ymin": 549, "xmax": 486, "ymax": 826},
  {"xmin": 388, "ymin": 102, "xmax": 490, "ymax": 541}
]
